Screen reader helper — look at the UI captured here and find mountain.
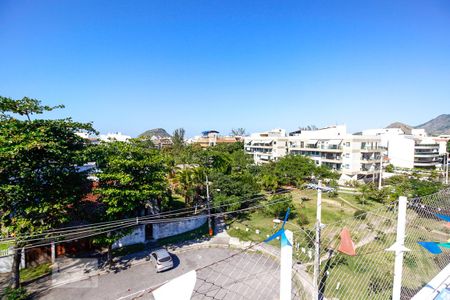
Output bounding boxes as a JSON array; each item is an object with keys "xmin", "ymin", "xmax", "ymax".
[
  {"xmin": 414, "ymin": 114, "xmax": 450, "ymax": 135},
  {"xmin": 386, "ymin": 122, "xmax": 413, "ymax": 134},
  {"xmin": 138, "ymin": 128, "xmax": 171, "ymax": 138}
]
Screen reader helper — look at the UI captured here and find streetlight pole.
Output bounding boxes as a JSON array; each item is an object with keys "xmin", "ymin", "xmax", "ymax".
[{"xmin": 206, "ymin": 175, "xmax": 213, "ymax": 236}]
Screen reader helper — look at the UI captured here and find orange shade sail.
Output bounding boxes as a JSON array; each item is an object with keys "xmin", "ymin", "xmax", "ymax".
[{"xmin": 338, "ymin": 227, "xmax": 356, "ymax": 256}]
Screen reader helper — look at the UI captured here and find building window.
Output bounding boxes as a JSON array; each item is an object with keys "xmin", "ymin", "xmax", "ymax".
[{"xmin": 346, "ymin": 142, "xmax": 350, "ymax": 147}]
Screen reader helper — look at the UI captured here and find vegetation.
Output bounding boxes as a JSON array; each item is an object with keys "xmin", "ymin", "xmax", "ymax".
[
  {"xmin": 1, "ymin": 287, "xmax": 29, "ymax": 300},
  {"xmin": 20, "ymin": 263, "xmax": 51, "ymax": 283},
  {"xmin": 2, "ymin": 95, "xmax": 446, "ymax": 296},
  {"xmin": 89, "ymin": 139, "xmax": 170, "ymax": 263},
  {"xmin": 0, "ymin": 96, "xmax": 95, "ymax": 288}
]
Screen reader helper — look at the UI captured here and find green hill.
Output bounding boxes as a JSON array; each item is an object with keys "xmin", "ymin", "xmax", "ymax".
[{"xmin": 138, "ymin": 128, "xmax": 171, "ymax": 138}]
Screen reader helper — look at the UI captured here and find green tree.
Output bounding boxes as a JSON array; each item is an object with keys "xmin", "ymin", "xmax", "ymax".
[
  {"xmin": 171, "ymin": 128, "xmax": 185, "ymax": 150},
  {"xmin": 264, "ymin": 194, "xmax": 294, "ymax": 218},
  {"xmin": 0, "ymin": 96, "xmax": 95, "ymax": 288},
  {"xmin": 259, "ymin": 174, "xmax": 279, "ymax": 193},
  {"xmin": 92, "ymin": 139, "xmax": 169, "ymax": 263},
  {"xmin": 210, "ymin": 171, "xmax": 261, "ymax": 211},
  {"xmin": 385, "ymin": 164, "xmax": 395, "ymax": 173},
  {"xmin": 230, "ymin": 128, "xmax": 247, "ymax": 137}
]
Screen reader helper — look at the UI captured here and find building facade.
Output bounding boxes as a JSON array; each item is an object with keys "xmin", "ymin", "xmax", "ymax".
[
  {"xmin": 362, "ymin": 127, "xmax": 446, "ymax": 169},
  {"xmin": 244, "ymin": 129, "xmax": 288, "ymax": 163},
  {"xmin": 189, "ymin": 130, "xmax": 241, "ymax": 148},
  {"xmin": 245, "ymin": 126, "xmax": 383, "ymax": 180}
]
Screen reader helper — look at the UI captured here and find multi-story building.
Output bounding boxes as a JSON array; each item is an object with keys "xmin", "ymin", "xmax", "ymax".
[
  {"xmin": 99, "ymin": 132, "xmax": 132, "ymax": 142},
  {"xmin": 244, "ymin": 129, "xmax": 288, "ymax": 164},
  {"xmin": 190, "ymin": 130, "xmax": 241, "ymax": 148},
  {"xmin": 362, "ymin": 127, "xmax": 446, "ymax": 169},
  {"xmin": 288, "ymin": 126, "xmax": 382, "ymax": 180},
  {"xmin": 245, "ymin": 126, "xmax": 383, "ymax": 180}
]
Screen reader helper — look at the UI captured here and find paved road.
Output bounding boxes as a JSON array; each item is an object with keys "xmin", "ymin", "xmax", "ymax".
[{"xmin": 37, "ymin": 248, "xmax": 281, "ymax": 300}]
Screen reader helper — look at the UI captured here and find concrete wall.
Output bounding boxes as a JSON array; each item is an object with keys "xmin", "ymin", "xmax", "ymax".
[
  {"xmin": 0, "ymin": 249, "xmax": 25, "ymax": 273},
  {"xmin": 0, "ymin": 254, "xmax": 13, "ymax": 273},
  {"xmin": 153, "ymin": 216, "xmax": 207, "ymax": 240},
  {"xmin": 112, "ymin": 225, "xmax": 146, "ymax": 250},
  {"xmin": 112, "ymin": 216, "xmax": 207, "ymax": 249}
]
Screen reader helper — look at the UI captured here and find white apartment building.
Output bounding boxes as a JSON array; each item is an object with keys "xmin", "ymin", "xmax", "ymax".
[
  {"xmin": 244, "ymin": 129, "xmax": 288, "ymax": 164},
  {"xmin": 362, "ymin": 128, "xmax": 446, "ymax": 169},
  {"xmin": 99, "ymin": 132, "xmax": 132, "ymax": 142},
  {"xmin": 245, "ymin": 126, "xmax": 382, "ymax": 180}
]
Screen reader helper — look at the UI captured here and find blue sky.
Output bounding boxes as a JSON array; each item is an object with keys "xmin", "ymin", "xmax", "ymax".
[{"xmin": 1, "ymin": 0, "xmax": 449, "ymax": 137}]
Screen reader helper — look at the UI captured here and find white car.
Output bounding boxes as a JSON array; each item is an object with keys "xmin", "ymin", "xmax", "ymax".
[{"xmin": 150, "ymin": 249, "xmax": 174, "ymax": 273}]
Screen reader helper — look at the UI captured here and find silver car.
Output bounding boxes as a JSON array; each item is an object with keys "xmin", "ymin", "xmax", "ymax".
[{"xmin": 150, "ymin": 249, "xmax": 174, "ymax": 273}]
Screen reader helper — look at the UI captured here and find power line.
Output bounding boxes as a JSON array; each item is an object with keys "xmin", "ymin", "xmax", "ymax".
[
  {"xmin": 1, "ymin": 190, "xmax": 290, "ymax": 243},
  {"xmin": 8, "ymin": 194, "xmax": 296, "ymax": 250}
]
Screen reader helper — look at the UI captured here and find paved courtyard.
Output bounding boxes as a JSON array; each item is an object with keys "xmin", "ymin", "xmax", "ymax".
[{"xmin": 36, "ymin": 247, "xmax": 281, "ymax": 300}]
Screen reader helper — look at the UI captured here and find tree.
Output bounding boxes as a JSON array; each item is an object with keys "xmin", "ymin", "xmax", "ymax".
[
  {"xmin": 0, "ymin": 96, "xmax": 95, "ymax": 288},
  {"xmin": 264, "ymin": 194, "xmax": 294, "ymax": 218},
  {"xmin": 259, "ymin": 174, "xmax": 279, "ymax": 193},
  {"xmin": 385, "ymin": 164, "xmax": 395, "ymax": 173},
  {"xmin": 172, "ymin": 128, "xmax": 185, "ymax": 150},
  {"xmin": 230, "ymin": 128, "xmax": 247, "ymax": 137},
  {"xmin": 210, "ymin": 171, "xmax": 261, "ymax": 211},
  {"xmin": 91, "ymin": 139, "xmax": 169, "ymax": 263}
]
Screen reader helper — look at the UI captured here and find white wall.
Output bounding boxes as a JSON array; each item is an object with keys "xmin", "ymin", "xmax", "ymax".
[
  {"xmin": 388, "ymin": 136, "xmax": 415, "ymax": 168},
  {"xmin": 112, "ymin": 226, "xmax": 146, "ymax": 249},
  {"xmin": 112, "ymin": 216, "xmax": 208, "ymax": 249},
  {"xmin": 153, "ymin": 216, "xmax": 207, "ymax": 240}
]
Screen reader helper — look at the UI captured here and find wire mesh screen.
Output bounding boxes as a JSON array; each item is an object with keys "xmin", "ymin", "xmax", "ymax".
[
  {"xmin": 294, "ymin": 201, "xmax": 400, "ymax": 300},
  {"xmin": 402, "ymin": 188, "xmax": 450, "ymax": 299}
]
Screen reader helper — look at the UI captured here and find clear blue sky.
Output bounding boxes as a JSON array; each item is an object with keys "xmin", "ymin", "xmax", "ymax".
[{"xmin": 1, "ymin": 0, "xmax": 449, "ymax": 137}]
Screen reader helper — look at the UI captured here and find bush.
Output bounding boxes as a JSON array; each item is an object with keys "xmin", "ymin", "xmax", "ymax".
[
  {"xmin": 354, "ymin": 210, "xmax": 367, "ymax": 220},
  {"xmin": 264, "ymin": 194, "xmax": 294, "ymax": 218},
  {"xmin": 385, "ymin": 164, "xmax": 394, "ymax": 173},
  {"xmin": 296, "ymin": 210, "xmax": 310, "ymax": 226},
  {"xmin": 2, "ymin": 287, "xmax": 30, "ymax": 300}
]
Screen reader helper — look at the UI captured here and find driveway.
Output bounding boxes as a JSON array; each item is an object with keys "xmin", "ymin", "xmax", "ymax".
[{"xmin": 36, "ymin": 247, "xmax": 282, "ymax": 300}]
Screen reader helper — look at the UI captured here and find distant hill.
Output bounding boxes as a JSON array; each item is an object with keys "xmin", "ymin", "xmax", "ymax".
[
  {"xmin": 414, "ymin": 114, "xmax": 450, "ymax": 135},
  {"xmin": 385, "ymin": 114, "xmax": 450, "ymax": 136},
  {"xmin": 138, "ymin": 128, "xmax": 171, "ymax": 138},
  {"xmin": 386, "ymin": 122, "xmax": 413, "ymax": 134}
]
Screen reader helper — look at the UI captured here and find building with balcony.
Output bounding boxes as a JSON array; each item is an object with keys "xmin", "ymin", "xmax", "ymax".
[
  {"xmin": 190, "ymin": 130, "xmax": 241, "ymax": 148},
  {"xmin": 363, "ymin": 127, "xmax": 446, "ymax": 169},
  {"xmin": 245, "ymin": 125, "xmax": 383, "ymax": 181},
  {"xmin": 288, "ymin": 127, "xmax": 382, "ymax": 180},
  {"xmin": 244, "ymin": 129, "xmax": 288, "ymax": 164}
]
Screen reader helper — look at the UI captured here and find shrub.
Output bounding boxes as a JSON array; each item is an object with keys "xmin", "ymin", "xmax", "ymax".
[
  {"xmin": 354, "ymin": 210, "xmax": 367, "ymax": 220},
  {"xmin": 296, "ymin": 210, "xmax": 310, "ymax": 226},
  {"xmin": 2, "ymin": 287, "xmax": 30, "ymax": 300}
]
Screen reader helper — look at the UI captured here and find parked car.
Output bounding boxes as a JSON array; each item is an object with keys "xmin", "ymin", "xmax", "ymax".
[{"xmin": 150, "ymin": 248, "xmax": 174, "ymax": 272}]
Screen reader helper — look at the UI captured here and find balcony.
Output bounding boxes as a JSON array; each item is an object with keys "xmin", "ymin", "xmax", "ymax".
[{"xmin": 360, "ymin": 147, "xmax": 383, "ymax": 153}]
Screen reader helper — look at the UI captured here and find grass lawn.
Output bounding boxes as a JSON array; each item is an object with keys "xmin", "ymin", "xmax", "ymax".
[
  {"xmin": 0, "ymin": 241, "xmax": 13, "ymax": 251},
  {"xmin": 20, "ymin": 263, "xmax": 51, "ymax": 283}
]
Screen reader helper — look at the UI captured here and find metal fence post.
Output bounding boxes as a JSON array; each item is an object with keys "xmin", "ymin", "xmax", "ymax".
[
  {"xmin": 313, "ymin": 180, "xmax": 322, "ymax": 300},
  {"xmin": 387, "ymin": 196, "xmax": 409, "ymax": 300},
  {"xmin": 280, "ymin": 230, "xmax": 293, "ymax": 300}
]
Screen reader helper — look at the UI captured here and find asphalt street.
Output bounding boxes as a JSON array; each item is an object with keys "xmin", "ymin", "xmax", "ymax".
[{"xmin": 38, "ymin": 247, "xmax": 281, "ymax": 300}]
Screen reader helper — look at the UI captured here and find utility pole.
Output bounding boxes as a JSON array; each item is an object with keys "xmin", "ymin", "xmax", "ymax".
[
  {"xmin": 313, "ymin": 180, "xmax": 322, "ymax": 300},
  {"xmin": 378, "ymin": 152, "xmax": 383, "ymax": 190},
  {"xmin": 206, "ymin": 175, "xmax": 213, "ymax": 236}
]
